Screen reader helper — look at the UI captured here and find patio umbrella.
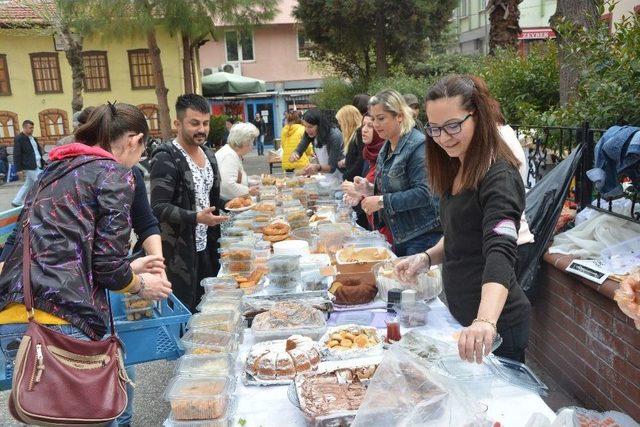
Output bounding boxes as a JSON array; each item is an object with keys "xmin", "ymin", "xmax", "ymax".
[{"xmin": 201, "ymin": 72, "xmax": 266, "ymax": 96}]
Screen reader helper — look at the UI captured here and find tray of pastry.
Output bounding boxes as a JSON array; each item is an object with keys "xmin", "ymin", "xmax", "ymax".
[
  {"xmin": 288, "ymin": 361, "xmax": 379, "ymax": 426},
  {"xmin": 242, "ymin": 335, "xmax": 322, "ymax": 386},
  {"xmin": 242, "ymin": 295, "xmax": 332, "ymax": 317},
  {"xmin": 319, "ymin": 324, "xmax": 384, "ymax": 361},
  {"xmin": 250, "ymin": 301, "xmax": 327, "ymax": 342}
]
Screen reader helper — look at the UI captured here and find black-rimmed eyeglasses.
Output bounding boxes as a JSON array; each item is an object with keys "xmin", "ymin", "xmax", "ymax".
[{"xmin": 424, "ymin": 113, "xmax": 473, "ymax": 138}]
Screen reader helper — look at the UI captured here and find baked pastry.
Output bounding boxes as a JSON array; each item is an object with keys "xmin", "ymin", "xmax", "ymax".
[
  {"xmin": 324, "ymin": 327, "xmax": 379, "ymax": 351},
  {"xmin": 263, "ymin": 223, "xmax": 291, "ymax": 236},
  {"xmin": 329, "ymin": 279, "xmax": 377, "ymax": 305},
  {"xmin": 169, "ymin": 378, "xmax": 227, "ymax": 420},
  {"xmin": 337, "ymin": 247, "xmax": 391, "ymax": 263},
  {"xmin": 253, "ymin": 203, "xmax": 276, "ymax": 214},
  {"xmin": 261, "ymin": 174, "xmax": 277, "ymax": 185},
  {"xmin": 252, "ymin": 301, "xmax": 325, "ymax": 332},
  {"xmin": 296, "ymin": 372, "xmax": 369, "ymax": 418},
  {"xmin": 225, "ymin": 196, "xmax": 252, "ymax": 210},
  {"xmin": 222, "ymin": 249, "xmax": 252, "ymax": 261},
  {"xmin": 245, "ymin": 335, "xmax": 321, "ymax": 380}
]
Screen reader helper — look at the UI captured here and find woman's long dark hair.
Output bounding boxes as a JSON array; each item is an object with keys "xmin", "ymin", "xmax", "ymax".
[
  {"xmin": 302, "ymin": 108, "xmax": 334, "ymax": 148},
  {"xmin": 425, "ymin": 75, "xmax": 520, "ymax": 197},
  {"xmin": 75, "ymin": 102, "xmax": 149, "ymax": 152}
]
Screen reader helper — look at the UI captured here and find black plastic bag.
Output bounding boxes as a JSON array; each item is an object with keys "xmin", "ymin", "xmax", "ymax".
[{"xmin": 516, "ymin": 144, "xmax": 585, "ymax": 299}]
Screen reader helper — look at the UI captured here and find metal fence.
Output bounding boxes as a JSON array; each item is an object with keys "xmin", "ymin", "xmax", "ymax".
[{"xmin": 511, "ymin": 122, "xmax": 639, "ymax": 224}]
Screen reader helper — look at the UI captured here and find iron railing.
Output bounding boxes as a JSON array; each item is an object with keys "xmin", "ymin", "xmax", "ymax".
[{"xmin": 511, "ymin": 122, "xmax": 639, "ymax": 224}]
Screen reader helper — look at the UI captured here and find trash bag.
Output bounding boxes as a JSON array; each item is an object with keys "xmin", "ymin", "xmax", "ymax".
[{"xmin": 516, "ymin": 144, "xmax": 585, "ymax": 299}]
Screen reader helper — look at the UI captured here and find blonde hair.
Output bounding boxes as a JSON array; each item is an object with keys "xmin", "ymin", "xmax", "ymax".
[
  {"xmin": 335, "ymin": 105, "xmax": 362, "ymax": 155},
  {"xmin": 368, "ymin": 89, "xmax": 415, "ymax": 136}
]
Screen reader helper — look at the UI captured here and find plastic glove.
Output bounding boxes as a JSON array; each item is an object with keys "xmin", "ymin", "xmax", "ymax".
[{"xmin": 395, "ymin": 253, "xmax": 429, "ymax": 284}]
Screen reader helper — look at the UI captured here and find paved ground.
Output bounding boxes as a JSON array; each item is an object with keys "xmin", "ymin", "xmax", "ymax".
[{"xmin": 0, "ymin": 146, "xmax": 580, "ymax": 426}]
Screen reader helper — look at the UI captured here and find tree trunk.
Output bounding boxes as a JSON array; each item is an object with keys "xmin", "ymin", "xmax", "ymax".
[
  {"xmin": 550, "ymin": 0, "xmax": 599, "ymax": 106},
  {"xmin": 488, "ymin": 0, "xmax": 522, "ymax": 54},
  {"xmin": 374, "ymin": 6, "xmax": 388, "ymax": 77},
  {"xmin": 147, "ymin": 28, "xmax": 172, "ymax": 140},
  {"xmin": 182, "ymin": 33, "xmax": 194, "ymax": 94},
  {"xmin": 61, "ymin": 26, "xmax": 84, "ymax": 114}
]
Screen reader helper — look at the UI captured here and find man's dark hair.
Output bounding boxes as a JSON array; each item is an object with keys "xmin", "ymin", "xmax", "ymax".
[
  {"xmin": 22, "ymin": 120, "xmax": 34, "ymax": 127},
  {"xmin": 176, "ymin": 94, "xmax": 210, "ymax": 120},
  {"xmin": 226, "ymin": 117, "xmax": 236, "ymax": 125}
]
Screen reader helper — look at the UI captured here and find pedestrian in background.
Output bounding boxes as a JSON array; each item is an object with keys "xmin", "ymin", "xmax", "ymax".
[{"xmin": 11, "ymin": 120, "xmax": 44, "ymax": 207}]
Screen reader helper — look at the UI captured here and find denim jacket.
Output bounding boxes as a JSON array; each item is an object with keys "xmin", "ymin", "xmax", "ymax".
[{"xmin": 374, "ymin": 128, "xmax": 440, "ymax": 244}]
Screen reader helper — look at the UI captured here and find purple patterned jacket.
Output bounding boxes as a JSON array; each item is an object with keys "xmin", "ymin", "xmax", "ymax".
[{"xmin": 0, "ymin": 143, "xmax": 135, "ymax": 339}]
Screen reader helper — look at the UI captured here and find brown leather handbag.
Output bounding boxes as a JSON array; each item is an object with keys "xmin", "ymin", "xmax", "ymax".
[{"xmin": 8, "ymin": 175, "xmax": 130, "ymax": 426}]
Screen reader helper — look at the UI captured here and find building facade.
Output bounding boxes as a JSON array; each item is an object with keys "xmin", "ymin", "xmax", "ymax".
[
  {"xmin": 0, "ymin": 2, "xmax": 198, "ymax": 146},
  {"xmin": 199, "ymin": 0, "xmax": 324, "ymax": 141},
  {"xmin": 449, "ymin": 0, "xmax": 640, "ymax": 55}
]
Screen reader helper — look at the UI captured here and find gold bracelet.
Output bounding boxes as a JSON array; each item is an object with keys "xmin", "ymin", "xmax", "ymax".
[{"xmin": 472, "ymin": 318, "xmax": 497, "ymax": 334}]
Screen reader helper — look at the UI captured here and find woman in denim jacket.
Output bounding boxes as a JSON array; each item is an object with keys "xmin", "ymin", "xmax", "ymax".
[{"xmin": 358, "ymin": 89, "xmax": 441, "ymax": 256}]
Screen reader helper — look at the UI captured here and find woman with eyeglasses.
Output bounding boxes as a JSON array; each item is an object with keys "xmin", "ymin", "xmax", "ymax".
[
  {"xmin": 396, "ymin": 75, "xmax": 531, "ymax": 364},
  {"xmin": 356, "ymin": 89, "xmax": 441, "ymax": 256}
]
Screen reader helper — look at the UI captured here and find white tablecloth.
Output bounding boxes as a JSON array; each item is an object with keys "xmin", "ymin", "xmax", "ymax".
[{"xmin": 230, "ymin": 298, "xmax": 556, "ymax": 426}]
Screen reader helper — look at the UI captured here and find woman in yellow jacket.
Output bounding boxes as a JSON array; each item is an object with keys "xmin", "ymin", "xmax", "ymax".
[{"xmin": 281, "ymin": 110, "xmax": 313, "ymax": 172}]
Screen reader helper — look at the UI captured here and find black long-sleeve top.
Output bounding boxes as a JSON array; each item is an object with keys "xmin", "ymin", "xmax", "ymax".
[
  {"xmin": 341, "ymin": 132, "xmax": 365, "ymax": 182},
  {"xmin": 440, "ymin": 160, "xmax": 531, "ymax": 332},
  {"xmin": 0, "ymin": 166, "xmax": 159, "ymax": 261}
]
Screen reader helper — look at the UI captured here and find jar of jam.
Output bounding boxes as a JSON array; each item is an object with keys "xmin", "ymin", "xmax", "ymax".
[{"xmin": 385, "ymin": 315, "xmax": 402, "ymax": 343}]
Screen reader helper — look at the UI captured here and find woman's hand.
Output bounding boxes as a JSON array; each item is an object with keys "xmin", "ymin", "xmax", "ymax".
[
  {"xmin": 289, "ymin": 152, "xmax": 300, "ymax": 162},
  {"xmin": 137, "ymin": 272, "xmax": 172, "ymax": 301},
  {"xmin": 344, "ymin": 193, "xmax": 363, "ymax": 207},
  {"xmin": 361, "ymin": 195, "xmax": 382, "ymax": 215},
  {"xmin": 130, "ymin": 255, "xmax": 165, "ymax": 275},
  {"xmin": 302, "ymin": 163, "xmax": 320, "ymax": 176},
  {"xmin": 457, "ymin": 321, "xmax": 496, "ymax": 364},
  {"xmin": 395, "ymin": 253, "xmax": 429, "ymax": 283},
  {"xmin": 354, "ymin": 176, "xmax": 373, "ymax": 196}
]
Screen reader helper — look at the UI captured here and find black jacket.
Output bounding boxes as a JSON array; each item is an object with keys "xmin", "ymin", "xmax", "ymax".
[
  {"xmin": 341, "ymin": 133, "xmax": 365, "ymax": 182},
  {"xmin": 0, "ymin": 146, "xmax": 135, "ymax": 340},
  {"xmin": 150, "ymin": 142, "xmax": 222, "ymax": 312},
  {"xmin": 13, "ymin": 132, "xmax": 44, "ymax": 171}
]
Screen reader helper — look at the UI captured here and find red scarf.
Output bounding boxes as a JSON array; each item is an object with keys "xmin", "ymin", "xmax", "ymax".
[{"xmin": 362, "ymin": 130, "xmax": 385, "ymax": 164}]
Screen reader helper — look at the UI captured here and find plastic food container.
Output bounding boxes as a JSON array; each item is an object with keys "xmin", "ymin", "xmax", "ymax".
[
  {"xmin": 600, "ymin": 236, "xmax": 640, "ymax": 275},
  {"xmin": 164, "ymin": 376, "xmax": 232, "ymax": 420},
  {"xmin": 200, "ymin": 277, "xmax": 238, "ymax": 293},
  {"xmin": 251, "ymin": 324, "xmax": 326, "ymax": 342},
  {"xmin": 299, "ymin": 254, "xmax": 332, "ymax": 270},
  {"xmin": 290, "ymin": 228, "xmax": 319, "ymax": 253},
  {"xmin": 219, "ymin": 247, "xmax": 254, "ymax": 261},
  {"xmin": 217, "ymin": 237, "xmax": 241, "ymax": 250},
  {"xmin": 272, "ymin": 240, "xmax": 310, "ymax": 256},
  {"xmin": 223, "ymin": 226, "xmax": 253, "ymax": 238},
  {"xmin": 196, "ymin": 300, "xmax": 242, "ymax": 317},
  {"xmin": 374, "ymin": 260, "xmax": 442, "ymax": 302},
  {"xmin": 187, "ymin": 312, "xmax": 239, "ymax": 333},
  {"xmin": 268, "ymin": 273, "xmax": 301, "ymax": 289},
  {"xmin": 220, "ymin": 259, "xmax": 254, "ymax": 274},
  {"xmin": 267, "ymin": 255, "xmax": 301, "ymax": 274},
  {"xmin": 180, "ymin": 330, "xmax": 239, "ymax": 355},
  {"xmin": 252, "ymin": 221, "xmax": 270, "ymax": 233},
  {"xmin": 201, "ymin": 288, "xmax": 244, "ymax": 300},
  {"xmin": 397, "ymin": 301, "xmax": 430, "ymax": 328},
  {"xmin": 164, "ymin": 397, "xmax": 238, "ymax": 426},
  {"xmin": 122, "ymin": 295, "xmax": 154, "ymax": 321},
  {"xmin": 336, "ymin": 246, "xmax": 393, "ymax": 264},
  {"xmin": 174, "ymin": 354, "xmax": 235, "ymax": 377}
]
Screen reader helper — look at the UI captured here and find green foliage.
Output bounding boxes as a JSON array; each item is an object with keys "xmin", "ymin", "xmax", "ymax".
[
  {"xmin": 368, "ymin": 73, "xmax": 431, "ymax": 105},
  {"xmin": 478, "ymin": 44, "xmax": 559, "ymax": 125},
  {"xmin": 549, "ymin": 7, "xmax": 640, "ymax": 127},
  {"xmin": 293, "ymin": 0, "xmax": 457, "ymax": 81},
  {"xmin": 310, "ymin": 78, "xmax": 363, "ymax": 110},
  {"xmin": 207, "ymin": 115, "xmax": 228, "ymax": 147}
]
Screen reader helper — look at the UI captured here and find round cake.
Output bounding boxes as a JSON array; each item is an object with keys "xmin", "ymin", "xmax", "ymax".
[
  {"xmin": 246, "ymin": 335, "xmax": 321, "ymax": 380},
  {"xmin": 329, "ymin": 279, "xmax": 377, "ymax": 305}
]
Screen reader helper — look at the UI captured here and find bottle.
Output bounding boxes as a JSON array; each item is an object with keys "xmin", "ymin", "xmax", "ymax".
[
  {"xmin": 387, "ymin": 288, "xmax": 403, "ymax": 314},
  {"xmin": 385, "ymin": 314, "xmax": 402, "ymax": 343}
]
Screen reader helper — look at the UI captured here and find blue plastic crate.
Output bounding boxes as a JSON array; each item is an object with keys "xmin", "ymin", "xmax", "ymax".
[
  {"xmin": 109, "ymin": 292, "xmax": 191, "ymax": 366},
  {"xmin": 0, "ymin": 293, "xmax": 191, "ymax": 390}
]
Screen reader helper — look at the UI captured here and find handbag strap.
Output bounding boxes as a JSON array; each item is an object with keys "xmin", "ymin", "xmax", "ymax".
[{"xmin": 21, "ymin": 157, "xmax": 119, "ymax": 334}]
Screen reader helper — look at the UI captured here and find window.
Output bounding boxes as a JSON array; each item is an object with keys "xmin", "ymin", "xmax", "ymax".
[
  {"xmin": 137, "ymin": 104, "xmax": 160, "ymax": 136},
  {"xmin": 297, "ymin": 29, "xmax": 315, "ymax": 59},
  {"xmin": 460, "ymin": 0, "xmax": 468, "ymax": 17},
  {"xmin": 127, "ymin": 49, "xmax": 155, "ymax": 90},
  {"xmin": 82, "ymin": 51, "xmax": 110, "ymax": 92},
  {"xmin": 38, "ymin": 109, "xmax": 68, "ymax": 144},
  {"xmin": 0, "ymin": 55, "xmax": 10, "ymax": 96},
  {"xmin": 225, "ymin": 30, "xmax": 254, "ymax": 62},
  {"xmin": 0, "ymin": 111, "xmax": 18, "ymax": 144},
  {"xmin": 30, "ymin": 52, "xmax": 62, "ymax": 94}
]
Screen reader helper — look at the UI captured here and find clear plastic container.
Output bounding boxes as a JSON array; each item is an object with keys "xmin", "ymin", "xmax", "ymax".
[
  {"xmin": 267, "ymin": 255, "xmax": 300, "ymax": 274},
  {"xmin": 219, "ymin": 247, "xmax": 254, "ymax": 262},
  {"xmin": 220, "ymin": 260, "xmax": 254, "ymax": 274},
  {"xmin": 180, "ymin": 330, "xmax": 239, "ymax": 355},
  {"xmin": 187, "ymin": 312, "xmax": 239, "ymax": 333},
  {"xmin": 217, "ymin": 237, "xmax": 241, "ymax": 250},
  {"xmin": 122, "ymin": 295, "xmax": 154, "ymax": 321},
  {"xmin": 174, "ymin": 354, "xmax": 235, "ymax": 377},
  {"xmin": 164, "ymin": 375, "xmax": 232, "ymax": 421},
  {"xmin": 196, "ymin": 299, "xmax": 242, "ymax": 317},
  {"xmin": 397, "ymin": 301, "xmax": 430, "ymax": 328},
  {"xmin": 299, "ymin": 254, "xmax": 331, "ymax": 270},
  {"xmin": 268, "ymin": 272, "xmax": 301, "ymax": 289},
  {"xmin": 223, "ymin": 227, "xmax": 253, "ymax": 238},
  {"xmin": 374, "ymin": 260, "xmax": 442, "ymax": 302},
  {"xmin": 251, "ymin": 324, "xmax": 326, "ymax": 342},
  {"xmin": 200, "ymin": 277, "xmax": 238, "ymax": 293},
  {"xmin": 252, "ymin": 221, "xmax": 270, "ymax": 233},
  {"xmin": 600, "ymin": 236, "xmax": 640, "ymax": 275},
  {"xmin": 201, "ymin": 288, "xmax": 244, "ymax": 300},
  {"xmin": 232, "ymin": 219, "xmax": 253, "ymax": 230},
  {"xmin": 335, "ymin": 246, "xmax": 393, "ymax": 264},
  {"xmin": 164, "ymin": 397, "xmax": 237, "ymax": 426}
]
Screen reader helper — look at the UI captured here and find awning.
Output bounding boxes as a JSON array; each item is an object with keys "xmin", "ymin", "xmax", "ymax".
[{"xmin": 201, "ymin": 72, "xmax": 266, "ymax": 96}]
